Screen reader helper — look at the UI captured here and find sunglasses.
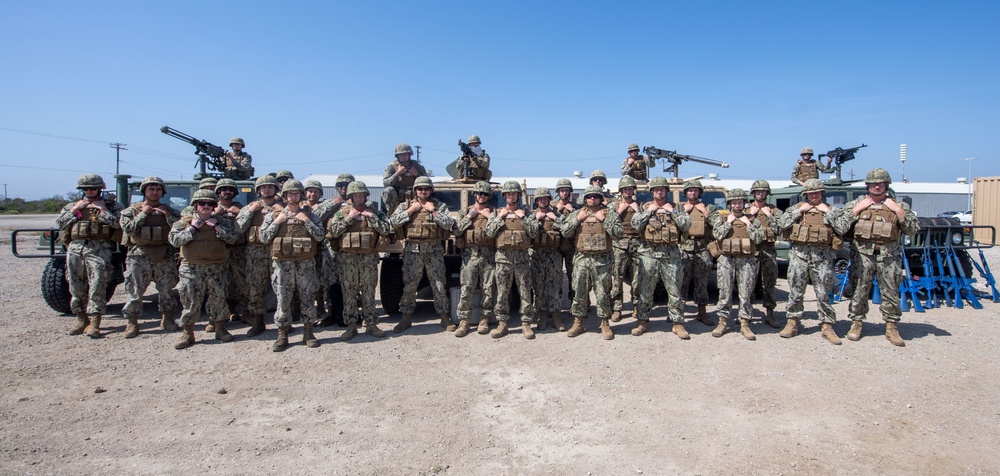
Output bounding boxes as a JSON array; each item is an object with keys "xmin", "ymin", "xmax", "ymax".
[
  {"xmin": 81, "ymin": 187, "xmax": 100, "ymax": 191},
  {"xmin": 415, "ymin": 187, "xmax": 432, "ymax": 192},
  {"xmin": 585, "ymin": 195, "xmax": 602, "ymax": 200},
  {"xmin": 195, "ymin": 202, "xmax": 216, "ymax": 208}
]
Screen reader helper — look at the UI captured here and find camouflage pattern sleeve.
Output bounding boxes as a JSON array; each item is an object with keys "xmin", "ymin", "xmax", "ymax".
[
  {"xmin": 791, "ymin": 162, "xmax": 802, "ymax": 185},
  {"xmin": 672, "ymin": 206, "xmax": 692, "ymax": 233},
  {"xmin": 766, "ymin": 207, "xmax": 782, "ymax": 236},
  {"xmin": 327, "ymin": 208, "xmax": 350, "ymax": 238},
  {"xmin": 215, "ymin": 216, "xmax": 240, "ymax": 244},
  {"xmin": 369, "ymin": 205, "xmax": 393, "ymax": 235},
  {"xmin": 560, "ymin": 212, "xmax": 581, "ymax": 238},
  {"xmin": 454, "ymin": 207, "xmax": 473, "ymax": 234},
  {"xmin": 484, "ymin": 213, "xmax": 504, "ymax": 237},
  {"xmin": 119, "ymin": 205, "xmax": 141, "ymax": 235},
  {"xmin": 900, "ymin": 205, "xmax": 920, "ymax": 236},
  {"xmin": 432, "ymin": 200, "xmax": 455, "ymax": 230},
  {"xmin": 833, "ymin": 197, "xmax": 863, "ymax": 234},
  {"xmin": 604, "ymin": 208, "xmax": 624, "ymax": 240},
  {"xmin": 620, "ymin": 159, "xmax": 633, "ymax": 177},
  {"xmin": 522, "ymin": 209, "xmax": 540, "ymax": 239},
  {"xmin": 474, "ymin": 152, "xmax": 490, "ymax": 171},
  {"xmin": 777, "ymin": 205, "xmax": 801, "ymax": 232},
  {"xmin": 710, "ymin": 211, "xmax": 731, "ymax": 241},
  {"xmin": 747, "ymin": 218, "xmax": 765, "ymax": 244},
  {"xmin": 388, "ymin": 202, "xmax": 411, "ymax": 229},
  {"xmin": 630, "ymin": 203, "xmax": 652, "ymax": 233},
  {"xmin": 55, "ymin": 202, "xmax": 77, "ymax": 229},
  {"xmin": 303, "ymin": 210, "xmax": 326, "ymax": 242},
  {"xmin": 235, "ymin": 204, "xmax": 255, "ymax": 232},
  {"xmin": 383, "ymin": 161, "xmax": 401, "ymax": 188},
  {"xmin": 168, "ymin": 219, "xmax": 195, "ymax": 247},
  {"xmin": 102, "ymin": 203, "xmax": 123, "ymax": 228},
  {"xmin": 817, "ymin": 159, "xmax": 835, "ymax": 174},
  {"xmin": 257, "ymin": 211, "xmax": 278, "ymax": 244}
]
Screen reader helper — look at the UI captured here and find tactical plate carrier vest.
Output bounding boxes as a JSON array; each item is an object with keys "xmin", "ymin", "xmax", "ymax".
[
  {"xmin": 854, "ymin": 205, "xmax": 900, "ymax": 245},
  {"xmin": 575, "ymin": 213, "xmax": 612, "ymax": 254},
  {"xmin": 752, "ymin": 207, "xmax": 777, "ymax": 244},
  {"xmin": 459, "ymin": 209, "xmax": 494, "ymax": 248},
  {"xmin": 495, "ymin": 213, "xmax": 531, "ymax": 250},
  {"xmin": 618, "ymin": 202, "xmax": 639, "ymax": 239},
  {"xmin": 337, "ymin": 205, "xmax": 380, "ymax": 254},
  {"xmin": 798, "ymin": 160, "xmax": 819, "ymax": 181},
  {"xmin": 533, "ymin": 213, "xmax": 561, "ymax": 249},
  {"xmin": 179, "ymin": 216, "xmax": 227, "ymax": 265},
  {"xmin": 720, "ymin": 219, "xmax": 756, "ymax": 256},
  {"xmin": 404, "ymin": 203, "xmax": 445, "ymax": 243},
  {"xmin": 271, "ymin": 212, "xmax": 317, "ymax": 261},
  {"xmin": 247, "ymin": 202, "xmax": 277, "ymax": 247},
  {"xmin": 642, "ymin": 207, "xmax": 681, "ymax": 246},
  {"xmin": 65, "ymin": 207, "xmax": 116, "ymax": 243},
  {"xmin": 787, "ymin": 208, "xmax": 839, "ymax": 248},
  {"xmin": 125, "ymin": 204, "xmax": 171, "ymax": 247},
  {"xmin": 626, "ymin": 158, "xmax": 648, "ymax": 181},
  {"xmin": 687, "ymin": 206, "xmax": 709, "ymax": 238}
]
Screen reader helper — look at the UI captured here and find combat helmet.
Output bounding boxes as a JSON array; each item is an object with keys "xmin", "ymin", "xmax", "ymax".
[
  {"xmin": 335, "ymin": 173, "xmax": 355, "ymax": 187},
  {"xmin": 139, "ymin": 176, "xmax": 165, "ymax": 194},
  {"xmin": 802, "ymin": 178, "xmax": 826, "ymax": 193},
  {"xmin": 230, "ymin": 137, "xmax": 245, "ymax": 147},
  {"xmin": 191, "ymin": 189, "xmax": 217, "ymax": 204},
  {"xmin": 534, "ymin": 187, "xmax": 552, "ymax": 200},
  {"xmin": 198, "ymin": 177, "xmax": 218, "ymax": 190},
  {"xmin": 501, "ymin": 180, "xmax": 521, "ymax": 194},
  {"xmin": 618, "ymin": 176, "xmax": 637, "ymax": 190},
  {"xmin": 682, "ymin": 179, "xmax": 704, "ymax": 193},
  {"xmin": 254, "ymin": 175, "xmax": 278, "ymax": 192},
  {"xmin": 750, "ymin": 180, "xmax": 771, "ymax": 194},
  {"xmin": 627, "ymin": 143, "xmax": 640, "ymax": 152},
  {"xmin": 583, "ymin": 185, "xmax": 605, "ymax": 199},
  {"xmin": 726, "ymin": 188, "xmax": 748, "ymax": 203},
  {"xmin": 865, "ymin": 168, "xmax": 892, "ymax": 185},
  {"xmin": 215, "ymin": 178, "xmax": 237, "ymax": 192},
  {"xmin": 395, "ymin": 143, "xmax": 413, "ymax": 156},
  {"xmin": 304, "ymin": 180, "xmax": 324, "ymax": 192},
  {"xmin": 648, "ymin": 176, "xmax": 670, "ymax": 191},
  {"xmin": 473, "ymin": 181, "xmax": 492, "ymax": 194},
  {"xmin": 77, "ymin": 174, "xmax": 106, "ymax": 190},
  {"xmin": 555, "ymin": 178, "xmax": 573, "ymax": 191},
  {"xmin": 275, "ymin": 170, "xmax": 295, "ymax": 181},
  {"xmin": 800, "ymin": 147, "xmax": 814, "ymax": 156},
  {"xmin": 413, "ymin": 176, "xmax": 434, "ymax": 191},
  {"xmin": 281, "ymin": 179, "xmax": 304, "ymax": 195},
  {"xmin": 346, "ymin": 181, "xmax": 369, "ymax": 196},
  {"xmin": 468, "ymin": 135, "xmax": 481, "ymax": 144},
  {"xmin": 589, "ymin": 169, "xmax": 607, "ymax": 183}
]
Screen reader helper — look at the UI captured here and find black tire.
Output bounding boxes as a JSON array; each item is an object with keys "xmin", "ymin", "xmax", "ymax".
[
  {"xmin": 379, "ymin": 256, "xmax": 404, "ymax": 316},
  {"xmin": 41, "ymin": 257, "xmax": 73, "ymax": 315}
]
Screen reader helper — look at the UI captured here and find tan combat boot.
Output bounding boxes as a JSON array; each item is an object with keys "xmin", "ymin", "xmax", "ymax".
[
  {"xmin": 631, "ymin": 320, "xmax": 648, "ymax": 336},
  {"xmin": 247, "ymin": 314, "xmax": 265, "ymax": 337},
  {"xmin": 160, "ymin": 311, "xmax": 179, "ymax": 332},
  {"xmin": 711, "ymin": 317, "xmax": 728, "ymax": 337},
  {"xmin": 440, "ymin": 314, "xmax": 456, "ymax": 332},
  {"xmin": 552, "ymin": 312, "xmax": 566, "ymax": 332},
  {"xmin": 272, "ymin": 326, "xmax": 290, "ymax": 352},
  {"xmin": 820, "ymin": 322, "xmax": 842, "ymax": 345},
  {"xmin": 536, "ymin": 313, "xmax": 549, "ymax": 331},
  {"xmin": 365, "ymin": 321, "xmax": 386, "ymax": 338},
  {"xmin": 672, "ymin": 322, "xmax": 691, "ymax": 340},
  {"xmin": 340, "ymin": 321, "xmax": 358, "ymax": 341},
  {"xmin": 124, "ymin": 317, "xmax": 140, "ymax": 339},
  {"xmin": 393, "ymin": 314, "xmax": 412, "ymax": 333},
  {"xmin": 846, "ymin": 320, "xmax": 863, "ymax": 341},
  {"xmin": 885, "ymin": 321, "xmax": 905, "ymax": 347},
  {"xmin": 69, "ymin": 312, "xmax": 90, "ymax": 336},
  {"xmin": 205, "ymin": 321, "xmax": 216, "ymax": 333},
  {"xmin": 477, "ymin": 316, "xmax": 490, "ymax": 334},
  {"xmin": 84, "ymin": 315, "xmax": 103, "ymax": 338},
  {"xmin": 491, "ymin": 320, "xmax": 509, "ymax": 339},
  {"xmin": 454, "ymin": 319, "xmax": 471, "ymax": 338},
  {"xmin": 696, "ymin": 305, "xmax": 713, "ymax": 326},
  {"xmin": 567, "ymin": 316, "xmax": 585, "ymax": 337},
  {"xmin": 739, "ymin": 318, "xmax": 756, "ymax": 341},
  {"xmin": 174, "ymin": 323, "xmax": 195, "ymax": 350},
  {"xmin": 779, "ymin": 318, "xmax": 799, "ymax": 338},
  {"xmin": 610, "ymin": 310, "xmax": 622, "ymax": 323},
  {"xmin": 303, "ymin": 321, "xmax": 319, "ymax": 348},
  {"xmin": 764, "ymin": 308, "xmax": 780, "ymax": 328},
  {"xmin": 521, "ymin": 322, "xmax": 535, "ymax": 340},
  {"xmin": 600, "ymin": 318, "xmax": 614, "ymax": 340},
  {"xmin": 214, "ymin": 319, "xmax": 234, "ymax": 343}
]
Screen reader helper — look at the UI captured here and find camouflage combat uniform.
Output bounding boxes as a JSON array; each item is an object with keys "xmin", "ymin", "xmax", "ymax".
[
  {"xmin": 777, "ymin": 200, "xmax": 848, "ymax": 327},
  {"xmin": 168, "ymin": 214, "xmax": 239, "ymax": 329},
  {"xmin": 216, "ymin": 198, "xmax": 247, "ymax": 320},
  {"xmin": 791, "ymin": 147, "xmax": 834, "ymax": 186},
  {"xmin": 235, "ymin": 191, "xmax": 280, "ymax": 334},
  {"xmin": 531, "ymin": 203, "xmax": 564, "ymax": 320},
  {"xmin": 453, "ymin": 135, "xmax": 492, "ymax": 180},
  {"xmin": 631, "ymin": 198, "xmax": 691, "ymax": 334},
  {"xmin": 710, "ymin": 207, "xmax": 765, "ymax": 336},
  {"xmin": 389, "ymin": 195, "xmax": 456, "ymax": 322},
  {"xmin": 610, "ymin": 195, "xmax": 642, "ymax": 319},
  {"xmin": 327, "ymin": 200, "xmax": 392, "ymax": 328},
  {"xmin": 382, "ymin": 144, "xmax": 428, "ymax": 214},
  {"xmin": 621, "ymin": 144, "xmax": 655, "ymax": 182},
  {"xmin": 120, "ymin": 200, "xmax": 180, "ymax": 330},
  {"xmin": 453, "ymin": 201, "xmax": 498, "ymax": 333},
  {"xmin": 555, "ymin": 190, "xmax": 577, "ymax": 304},
  {"xmin": 679, "ymin": 190, "xmax": 717, "ymax": 314},
  {"xmin": 748, "ymin": 198, "xmax": 782, "ymax": 318},
  {"xmin": 486, "ymin": 202, "xmax": 540, "ymax": 333},
  {"xmin": 259, "ymin": 204, "xmax": 326, "ymax": 330}
]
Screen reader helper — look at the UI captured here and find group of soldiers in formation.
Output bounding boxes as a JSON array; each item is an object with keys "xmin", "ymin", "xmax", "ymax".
[{"xmin": 56, "ymin": 138, "xmax": 918, "ymax": 351}]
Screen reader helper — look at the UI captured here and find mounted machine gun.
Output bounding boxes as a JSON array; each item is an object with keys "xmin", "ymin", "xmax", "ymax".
[{"xmin": 643, "ymin": 146, "xmax": 729, "ymax": 181}]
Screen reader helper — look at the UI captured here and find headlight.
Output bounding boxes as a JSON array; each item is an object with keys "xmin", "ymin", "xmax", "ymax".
[
  {"xmin": 902, "ymin": 235, "xmax": 912, "ymax": 246},
  {"xmin": 952, "ymin": 232, "xmax": 963, "ymax": 245}
]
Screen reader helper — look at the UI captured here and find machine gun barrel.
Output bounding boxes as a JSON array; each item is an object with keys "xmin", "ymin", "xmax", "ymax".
[
  {"xmin": 818, "ymin": 144, "xmax": 866, "ymax": 182},
  {"xmin": 644, "ymin": 146, "xmax": 728, "ymax": 179},
  {"xmin": 160, "ymin": 126, "xmax": 227, "ymax": 177}
]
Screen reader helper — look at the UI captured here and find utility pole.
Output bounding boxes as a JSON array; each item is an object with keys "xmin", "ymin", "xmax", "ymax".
[
  {"xmin": 414, "ymin": 145, "xmax": 421, "ymax": 161},
  {"xmin": 2, "ymin": 183, "xmax": 7, "ymax": 202},
  {"xmin": 110, "ymin": 142, "xmax": 127, "ymax": 174}
]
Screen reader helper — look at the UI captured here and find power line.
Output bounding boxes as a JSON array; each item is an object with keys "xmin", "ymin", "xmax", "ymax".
[
  {"xmin": 0, "ymin": 125, "xmax": 110, "ymax": 144},
  {"xmin": 110, "ymin": 142, "xmax": 127, "ymax": 174}
]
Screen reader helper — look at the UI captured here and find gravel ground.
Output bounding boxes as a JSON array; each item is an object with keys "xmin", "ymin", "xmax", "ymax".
[{"xmin": 2, "ymin": 215, "xmax": 999, "ymax": 475}]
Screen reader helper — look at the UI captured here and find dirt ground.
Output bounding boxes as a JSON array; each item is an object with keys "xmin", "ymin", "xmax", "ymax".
[{"xmin": 2, "ymin": 214, "xmax": 999, "ymax": 475}]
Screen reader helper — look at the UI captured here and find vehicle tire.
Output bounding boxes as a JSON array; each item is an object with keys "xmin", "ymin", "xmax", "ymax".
[
  {"xmin": 41, "ymin": 257, "xmax": 73, "ymax": 315},
  {"xmin": 379, "ymin": 256, "xmax": 404, "ymax": 316}
]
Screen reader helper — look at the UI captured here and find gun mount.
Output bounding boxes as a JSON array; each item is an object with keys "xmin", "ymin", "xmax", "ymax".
[
  {"xmin": 819, "ymin": 144, "xmax": 866, "ymax": 183},
  {"xmin": 160, "ymin": 126, "xmax": 228, "ymax": 179},
  {"xmin": 644, "ymin": 146, "xmax": 729, "ymax": 180}
]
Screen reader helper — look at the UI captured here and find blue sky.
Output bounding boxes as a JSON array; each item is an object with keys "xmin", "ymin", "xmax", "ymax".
[{"xmin": 2, "ymin": 1, "xmax": 997, "ymax": 200}]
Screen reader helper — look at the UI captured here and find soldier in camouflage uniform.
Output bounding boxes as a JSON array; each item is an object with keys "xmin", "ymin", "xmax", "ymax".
[
  {"xmin": 313, "ymin": 173, "xmax": 354, "ymax": 326},
  {"xmin": 631, "ymin": 176, "xmax": 691, "ymax": 338},
  {"xmin": 120, "ymin": 176, "xmax": 180, "ymax": 338},
  {"xmin": 224, "ymin": 136, "xmax": 254, "ymax": 180},
  {"xmin": 710, "ymin": 189, "xmax": 765, "ymax": 340},
  {"xmin": 453, "ymin": 134, "xmax": 492, "ymax": 181},
  {"xmin": 621, "ymin": 143, "xmax": 655, "ymax": 182},
  {"xmin": 777, "ymin": 179, "xmax": 850, "ymax": 344},
  {"xmin": 452, "ymin": 181, "xmax": 498, "ymax": 337},
  {"xmin": 561, "ymin": 185, "xmax": 624, "ymax": 340},
  {"xmin": 382, "ymin": 143, "xmax": 428, "ymax": 214},
  {"xmin": 486, "ymin": 181, "xmax": 540, "ymax": 339},
  {"xmin": 168, "ymin": 189, "xmax": 240, "ymax": 349},
  {"xmin": 679, "ymin": 179, "xmax": 717, "ymax": 326},
  {"xmin": 748, "ymin": 180, "xmax": 782, "ymax": 328},
  {"xmin": 259, "ymin": 179, "xmax": 326, "ymax": 351},
  {"xmin": 836, "ymin": 168, "xmax": 919, "ymax": 347},
  {"xmin": 57, "ymin": 174, "xmax": 124, "ymax": 337},
  {"xmin": 274, "ymin": 170, "xmax": 295, "ymax": 187},
  {"xmin": 235, "ymin": 175, "xmax": 281, "ymax": 336},
  {"xmin": 791, "ymin": 147, "xmax": 834, "ymax": 186},
  {"xmin": 610, "ymin": 176, "xmax": 642, "ymax": 322},
  {"xmin": 578, "ymin": 170, "xmax": 612, "ymax": 206},
  {"xmin": 326, "ymin": 181, "xmax": 391, "ymax": 340},
  {"xmin": 530, "ymin": 187, "xmax": 566, "ymax": 332},
  {"xmin": 214, "ymin": 178, "xmax": 247, "ymax": 325},
  {"xmin": 389, "ymin": 176, "xmax": 456, "ymax": 333},
  {"xmin": 179, "ymin": 177, "xmax": 220, "ymax": 218},
  {"xmin": 554, "ymin": 178, "xmax": 577, "ymax": 305},
  {"xmin": 302, "ymin": 179, "xmax": 329, "ymax": 320}
]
